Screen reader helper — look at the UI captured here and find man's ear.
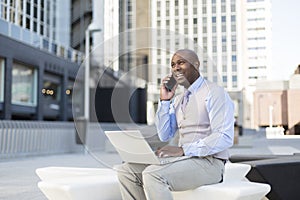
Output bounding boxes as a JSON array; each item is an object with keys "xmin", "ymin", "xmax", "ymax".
[{"xmin": 194, "ymin": 61, "xmax": 200, "ymax": 69}]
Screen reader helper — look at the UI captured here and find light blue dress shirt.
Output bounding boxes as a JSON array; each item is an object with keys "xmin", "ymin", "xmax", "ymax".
[{"xmin": 155, "ymin": 76, "xmax": 235, "ymax": 157}]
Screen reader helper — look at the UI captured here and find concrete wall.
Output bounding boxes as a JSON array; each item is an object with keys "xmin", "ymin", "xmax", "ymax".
[
  {"xmin": 287, "ymin": 90, "xmax": 300, "ymax": 133},
  {"xmin": 254, "ymin": 90, "xmax": 288, "ymax": 127}
]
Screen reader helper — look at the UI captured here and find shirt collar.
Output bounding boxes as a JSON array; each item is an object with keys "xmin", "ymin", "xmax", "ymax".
[{"xmin": 185, "ymin": 76, "xmax": 204, "ymax": 94}]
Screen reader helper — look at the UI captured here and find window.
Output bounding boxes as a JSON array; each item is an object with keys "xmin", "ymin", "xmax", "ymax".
[
  {"xmin": 175, "ymin": 0, "xmax": 178, "ymax": 6},
  {"xmin": 232, "ymin": 75, "xmax": 237, "ymax": 82},
  {"xmin": 232, "ymin": 44, "xmax": 236, "ymax": 51},
  {"xmin": 212, "ymin": 6, "xmax": 216, "ymax": 13},
  {"xmin": 213, "ymin": 45, "xmax": 217, "ymax": 52},
  {"xmin": 248, "ymin": 18, "xmax": 265, "ymax": 22},
  {"xmin": 203, "ymin": 26, "xmax": 207, "ymax": 33},
  {"xmin": 193, "ymin": 8, "xmax": 197, "ymax": 14},
  {"xmin": 232, "ymin": 64, "xmax": 237, "ymax": 72},
  {"xmin": 221, "ymin": 5, "xmax": 226, "ymax": 12},
  {"xmin": 166, "ymin": 10, "xmax": 169, "ymax": 16},
  {"xmin": 222, "ymin": 25, "xmax": 226, "ymax": 32},
  {"xmin": 157, "ymin": 78, "xmax": 161, "ymax": 85},
  {"xmin": 222, "ymin": 45, "xmax": 227, "ymax": 52},
  {"xmin": 231, "ymin": 24, "xmax": 236, "ymax": 32},
  {"xmin": 212, "ymin": 16, "xmax": 216, "ymax": 23},
  {"xmin": 193, "ymin": 27, "xmax": 197, "ymax": 34},
  {"xmin": 213, "ymin": 75, "xmax": 218, "ymax": 82},
  {"xmin": 12, "ymin": 62, "xmax": 37, "ymax": 106},
  {"xmin": 202, "ymin": 61, "xmax": 208, "ymax": 73},
  {"xmin": 0, "ymin": 58, "xmax": 4, "ymax": 102},
  {"xmin": 212, "ymin": 25, "xmax": 216, "ymax": 33},
  {"xmin": 232, "ymin": 55, "xmax": 237, "ymax": 62},
  {"xmin": 231, "ymin": 15, "xmax": 236, "ymax": 22},
  {"xmin": 166, "ymin": 20, "xmax": 170, "ymax": 26},
  {"xmin": 222, "ymin": 16, "xmax": 226, "ymax": 22},
  {"xmin": 248, "ymin": 0, "xmax": 264, "ymax": 2},
  {"xmin": 231, "ymin": 4, "xmax": 236, "ymax": 12},
  {"xmin": 193, "ymin": 18, "xmax": 197, "ymax": 24},
  {"xmin": 248, "ymin": 37, "xmax": 266, "ymax": 40},
  {"xmin": 248, "ymin": 47, "xmax": 266, "ymax": 50},
  {"xmin": 222, "ymin": 36, "xmax": 227, "ymax": 43}
]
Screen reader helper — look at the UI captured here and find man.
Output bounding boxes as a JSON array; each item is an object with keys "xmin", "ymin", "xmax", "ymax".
[{"xmin": 117, "ymin": 49, "xmax": 234, "ymax": 200}]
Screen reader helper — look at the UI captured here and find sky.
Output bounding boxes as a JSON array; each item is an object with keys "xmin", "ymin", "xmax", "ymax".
[{"xmin": 271, "ymin": 0, "xmax": 300, "ymax": 80}]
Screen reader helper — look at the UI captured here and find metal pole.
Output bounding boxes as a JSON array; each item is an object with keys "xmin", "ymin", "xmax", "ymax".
[
  {"xmin": 269, "ymin": 105, "xmax": 273, "ymax": 128},
  {"xmin": 85, "ymin": 29, "xmax": 90, "ymax": 122}
]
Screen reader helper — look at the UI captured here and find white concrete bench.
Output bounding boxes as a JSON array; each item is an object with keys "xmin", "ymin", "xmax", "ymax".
[{"xmin": 36, "ymin": 163, "xmax": 270, "ymax": 200}]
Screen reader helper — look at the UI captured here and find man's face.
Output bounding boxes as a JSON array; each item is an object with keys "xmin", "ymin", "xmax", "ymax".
[{"xmin": 171, "ymin": 53, "xmax": 199, "ymax": 88}]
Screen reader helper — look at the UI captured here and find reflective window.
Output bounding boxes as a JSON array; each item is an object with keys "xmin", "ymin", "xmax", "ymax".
[
  {"xmin": 12, "ymin": 62, "xmax": 37, "ymax": 106},
  {"xmin": 232, "ymin": 55, "xmax": 237, "ymax": 62}
]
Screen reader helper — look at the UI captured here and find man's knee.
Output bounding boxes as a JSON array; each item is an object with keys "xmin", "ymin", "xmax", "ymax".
[{"xmin": 142, "ymin": 165, "xmax": 164, "ymax": 186}]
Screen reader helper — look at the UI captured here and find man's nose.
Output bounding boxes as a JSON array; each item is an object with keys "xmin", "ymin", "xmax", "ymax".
[{"xmin": 173, "ymin": 63, "xmax": 181, "ymax": 71}]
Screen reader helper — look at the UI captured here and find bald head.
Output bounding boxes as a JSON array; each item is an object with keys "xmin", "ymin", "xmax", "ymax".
[{"xmin": 173, "ymin": 49, "xmax": 200, "ymax": 70}]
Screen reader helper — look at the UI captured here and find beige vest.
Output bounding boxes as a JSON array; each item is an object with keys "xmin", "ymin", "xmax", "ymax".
[{"xmin": 174, "ymin": 81, "xmax": 229, "ymax": 159}]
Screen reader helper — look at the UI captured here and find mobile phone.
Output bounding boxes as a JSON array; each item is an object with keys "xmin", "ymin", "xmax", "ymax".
[{"xmin": 164, "ymin": 75, "xmax": 177, "ymax": 91}]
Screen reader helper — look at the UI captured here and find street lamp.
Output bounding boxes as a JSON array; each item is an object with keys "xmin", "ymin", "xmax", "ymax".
[{"xmin": 84, "ymin": 23, "xmax": 101, "ymax": 122}]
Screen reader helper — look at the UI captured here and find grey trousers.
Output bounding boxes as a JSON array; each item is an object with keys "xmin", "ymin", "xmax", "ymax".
[{"xmin": 115, "ymin": 156, "xmax": 224, "ymax": 200}]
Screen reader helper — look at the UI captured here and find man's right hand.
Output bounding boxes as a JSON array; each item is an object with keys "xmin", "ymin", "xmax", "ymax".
[{"xmin": 160, "ymin": 75, "xmax": 177, "ymax": 101}]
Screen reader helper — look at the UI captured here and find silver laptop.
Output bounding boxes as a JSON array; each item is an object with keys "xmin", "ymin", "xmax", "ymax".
[{"xmin": 105, "ymin": 130, "xmax": 190, "ymax": 165}]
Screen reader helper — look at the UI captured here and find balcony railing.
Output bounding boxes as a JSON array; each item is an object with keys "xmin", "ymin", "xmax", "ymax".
[{"xmin": 0, "ymin": 19, "xmax": 84, "ymax": 65}]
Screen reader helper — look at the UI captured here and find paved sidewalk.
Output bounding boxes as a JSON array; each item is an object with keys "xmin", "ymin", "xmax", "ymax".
[
  {"xmin": 1, "ymin": 133, "xmax": 300, "ymax": 200},
  {"xmin": 0, "ymin": 152, "xmax": 122, "ymax": 200}
]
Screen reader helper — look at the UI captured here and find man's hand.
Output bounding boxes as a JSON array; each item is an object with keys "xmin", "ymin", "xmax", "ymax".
[
  {"xmin": 160, "ymin": 75, "xmax": 177, "ymax": 101},
  {"xmin": 155, "ymin": 145, "xmax": 184, "ymax": 157}
]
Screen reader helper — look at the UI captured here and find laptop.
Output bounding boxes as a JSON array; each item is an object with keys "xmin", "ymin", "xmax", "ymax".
[{"xmin": 104, "ymin": 130, "xmax": 190, "ymax": 165}]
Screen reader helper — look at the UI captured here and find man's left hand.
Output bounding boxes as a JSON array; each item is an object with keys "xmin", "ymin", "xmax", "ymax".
[{"xmin": 155, "ymin": 145, "xmax": 184, "ymax": 157}]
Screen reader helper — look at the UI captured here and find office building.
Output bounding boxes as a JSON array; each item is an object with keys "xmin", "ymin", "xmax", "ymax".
[
  {"xmin": 93, "ymin": 0, "xmax": 150, "ymax": 85},
  {"xmin": 0, "ymin": 0, "xmax": 82, "ymax": 120},
  {"xmin": 149, "ymin": 0, "xmax": 272, "ymax": 129},
  {"xmin": 243, "ymin": 0, "xmax": 272, "ymax": 128},
  {"xmin": 254, "ymin": 65, "xmax": 300, "ymax": 134}
]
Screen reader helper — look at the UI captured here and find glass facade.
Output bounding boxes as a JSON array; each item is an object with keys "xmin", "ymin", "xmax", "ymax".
[
  {"xmin": 0, "ymin": 0, "xmax": 83, "ymax": 65},
  {"xmin": 11, "ymin": 62, "xmax": 37, "ymax": 106}
]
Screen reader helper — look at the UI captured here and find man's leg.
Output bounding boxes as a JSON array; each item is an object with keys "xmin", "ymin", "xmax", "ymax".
[
  {"xmin": 142, "ymin": 156, "xmax": 224, "ymax": 200},
  {"xmin": 115, "ymin": 163, "xmax": 149, "ymax": 200}
]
